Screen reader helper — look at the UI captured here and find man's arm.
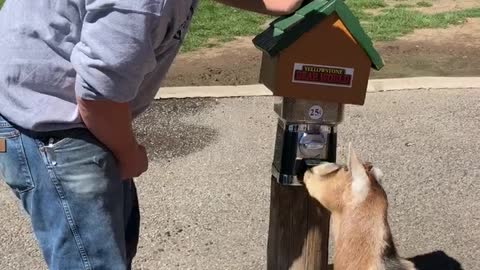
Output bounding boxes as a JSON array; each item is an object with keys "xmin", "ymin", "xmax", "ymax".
[
  {"xmin": 71, "ymin": 9, "xmax": 160, "ymax": 179},
  {"xmin": 216, "ymin": 0, "xmax": 304, "ymax": 15},
  {"xmin": 77, "ymin": 98, "xmax": 147, "ymax": 179},
  {"xmin": 77, "ymin": 99, "xmax": 135, "ymax": 156}
]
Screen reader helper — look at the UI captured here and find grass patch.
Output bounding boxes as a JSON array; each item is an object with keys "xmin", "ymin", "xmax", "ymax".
[
  {"xmin": 183, "ymin": 0, "xmax": 386, "ymax": 51},
  {"xmin": 362, "ymin": 7, "xmax": 480, "ymax": 41},
  {"xmin": 417, "ymin": 1, "xmax": 433, "ymax": 7},
  {"xmin": 394, "ymin": 3, "xmax": 415, "ymax": 8},
  {"xmin": 345, "ymin": 0, "xmax": 387, "ymax": 9},
  {"xmin": 1, "ymin": 0, "xmax": 478, "ymax": 52},
  {"xmin": 183, "ymin": 0, "xmax": 480, "ymax": 51},
  {"xmin": 181, "ymin": 0, "xmax": 268, "ymax": 52},
  {"xmin": 348, "ymin": 8, "xmax": 372, "ymax": 21}
]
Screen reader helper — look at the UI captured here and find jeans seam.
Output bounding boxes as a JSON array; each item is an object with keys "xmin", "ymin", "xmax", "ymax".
[
  {"xmin": 0, "ymin": 122, "xmax": 12, "ymax": 128},
  {"xmin": 4, "ymin": 130, "xmax": 36, "ymax": 195},
  {"xmin": 14, "ymin": 131, "xmax": 36, "ymax": 193},
  {"xmin": 42, "ymin": 150, "xmax": 93, "ymax": 270}
]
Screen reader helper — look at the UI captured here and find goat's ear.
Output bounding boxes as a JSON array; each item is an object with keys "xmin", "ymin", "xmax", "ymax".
[
  {"xmin": 370, "ymin": 167, "xmax": 384, "ymax": 182},
  {"xmin": 347, "ymin": 143, "xmax": 370, "ymax": 201}
]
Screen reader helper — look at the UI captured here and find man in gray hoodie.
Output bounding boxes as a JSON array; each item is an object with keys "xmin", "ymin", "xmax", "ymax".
[{"xmin": 0, "ymin": 0, "xmax": 303, "ymax": 269}]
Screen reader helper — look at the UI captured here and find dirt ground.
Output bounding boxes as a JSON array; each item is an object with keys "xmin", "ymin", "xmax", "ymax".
[
  {"xmin": 406, "ymin": 0, "xmax": 479, "ymax": 14},
  {"xmin": 163, "ymin": 18, "xmax": 480, "ymax": 87},
  {"xmin": 372, "ymin": 0, "xmax": 480, "ymax": 14}
]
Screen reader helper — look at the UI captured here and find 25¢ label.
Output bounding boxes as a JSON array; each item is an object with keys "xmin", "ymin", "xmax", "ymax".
[{"xmin": 308, "ymin": 105, "xmax": 323, "ymax": 120}]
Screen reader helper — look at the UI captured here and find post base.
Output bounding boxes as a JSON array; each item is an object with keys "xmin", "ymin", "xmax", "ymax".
[{"xmin": 267, "ymin": 177, "xmax": 330, "ymax": 270}]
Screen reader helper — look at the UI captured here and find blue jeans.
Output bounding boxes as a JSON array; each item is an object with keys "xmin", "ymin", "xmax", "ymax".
[{"xmin": 0, "ymin": 114, "xmax": 140, "ymax": 270}]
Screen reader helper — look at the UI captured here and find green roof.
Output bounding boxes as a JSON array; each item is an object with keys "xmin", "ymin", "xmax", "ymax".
[{"xmin": 252, "ymin": 0, "xmax": 384, "ymax": 70}]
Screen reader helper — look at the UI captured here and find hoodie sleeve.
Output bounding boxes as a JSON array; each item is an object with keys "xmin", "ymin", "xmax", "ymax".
[{"xmin": 71, "ymin": 9, "xmax": 160, "ymax": 103}]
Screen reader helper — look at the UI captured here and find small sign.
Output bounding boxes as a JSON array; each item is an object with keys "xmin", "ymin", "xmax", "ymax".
[
  {"xmin": 292, "ymin": 63, "xmax": 354, "ymax": 87},
  {"xmin": 308, "ymin": 105, "xmax": 323, "ymax": 120},
  {"xmin": 0, "ymin": 138, "xmax": 5, "ymax": 153}
]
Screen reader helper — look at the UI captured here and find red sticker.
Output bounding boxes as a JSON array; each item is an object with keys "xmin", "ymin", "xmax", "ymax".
[{"xmin": 292, "ymin": 63, "xmax": 354, "ymax": 88}]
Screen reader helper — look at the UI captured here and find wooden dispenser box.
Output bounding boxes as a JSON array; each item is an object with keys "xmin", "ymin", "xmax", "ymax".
[{"xmin": 253, "ymin": 0, "xmax": 384, "ymax": 105}]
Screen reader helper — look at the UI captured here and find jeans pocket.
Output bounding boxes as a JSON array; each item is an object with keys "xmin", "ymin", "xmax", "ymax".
[
  {"xmin": 48, "ymin": 137, "xmax": 75, "ymax": 149},
  {"xmin": 0, "ymin": 126, "xmax": 35, "ymax": 194}
]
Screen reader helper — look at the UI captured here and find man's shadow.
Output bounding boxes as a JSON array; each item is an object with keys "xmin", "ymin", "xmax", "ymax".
[{"xmin": 327, "ymin": 250, "xmax": 463, "ymax": 270}]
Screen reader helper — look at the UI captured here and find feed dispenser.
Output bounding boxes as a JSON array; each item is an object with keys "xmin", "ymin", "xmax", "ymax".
[
  {"xmin": 271, "ymin": 98, "xmax": 343, "ymax": 185},
  {"xmin": 253, "ymin": 0, "xmax": 384, "ymax": 185}
]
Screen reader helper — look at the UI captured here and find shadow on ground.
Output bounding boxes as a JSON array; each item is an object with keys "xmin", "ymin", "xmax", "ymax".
[
  {"xmin": 409, "ymin": 251, "xmax": 463, "ymax": 270},
  {"xmin": 133, "ymin": 99, "xmax": 219, "ymax": 161},
  {"xmin": 326, "ymin": 250, "xmax": 463, "ymax": 270}
]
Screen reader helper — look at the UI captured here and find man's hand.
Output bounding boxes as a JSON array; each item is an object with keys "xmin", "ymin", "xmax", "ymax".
[
  {"xmin": 118, "ymin": 143, "xmax": 148, "ymax": 180},
  {"xmin": 77, "ymin": 98, "xmax": 149, "ymax": 180},
  {"xmin": 216, "ymin": 0, "xmax": 304, "ymax": 15}
]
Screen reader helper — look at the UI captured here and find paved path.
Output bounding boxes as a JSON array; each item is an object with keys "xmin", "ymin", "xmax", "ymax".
[
  {"xmin": 156, "ymin": 77, "xmax": 480, "ymax": 99},
  {"xmin": 1, "ymin": 88, "xmax": 479, "ymax": 270}
]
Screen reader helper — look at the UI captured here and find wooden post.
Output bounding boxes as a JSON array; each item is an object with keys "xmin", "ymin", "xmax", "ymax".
[
  {"xmin": 267, "ymin": 130, "xmax": 336, "ymax": 270},
  {"xmin": 267, "ymin": 177, "xmax": 330, "ymax": 270}
]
